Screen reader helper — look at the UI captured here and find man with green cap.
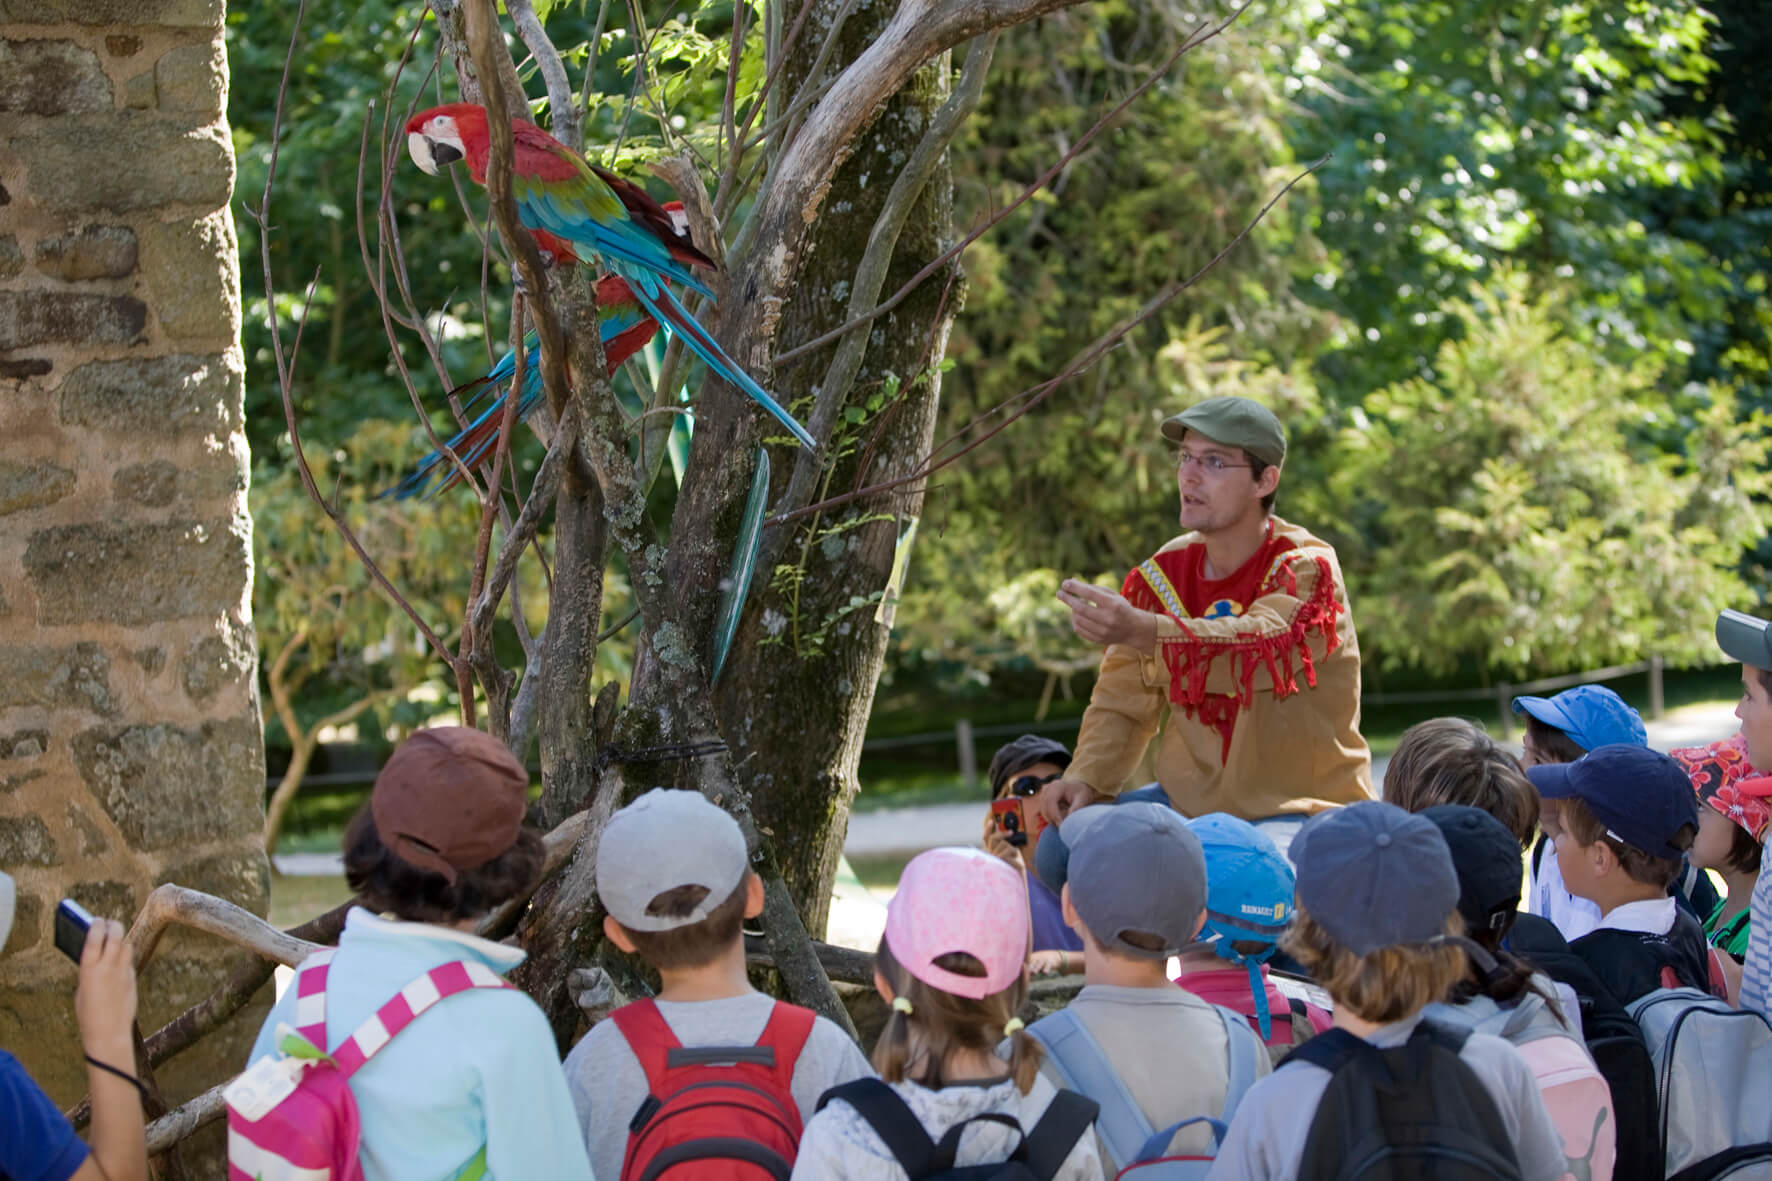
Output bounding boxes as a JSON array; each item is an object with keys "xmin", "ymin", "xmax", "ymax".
[{"xmin": 1038, "ymin": 395, "xmax": 1373, "ymax": 829}]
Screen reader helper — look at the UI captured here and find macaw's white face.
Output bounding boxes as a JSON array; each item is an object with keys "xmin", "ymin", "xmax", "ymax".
[{"xmin": 407, "ymin": 116, "xmax": 466, "ymax": 176}]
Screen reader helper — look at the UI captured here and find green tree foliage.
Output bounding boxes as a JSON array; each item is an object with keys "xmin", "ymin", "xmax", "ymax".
[
  {"xmin": 251, "ymin": 420, "xmax": 480, "ymax": 851},
  {"xmin": 1289, "ymin": 0, "xmax": 1762, "ymax": 402},
  {"xmin": 900, "ymin": 5, "xmax": 1329, "ymax": 684},
  {"xmin": 1328, "ymin": 279, "xmax": 1771, "ymax": 677}
]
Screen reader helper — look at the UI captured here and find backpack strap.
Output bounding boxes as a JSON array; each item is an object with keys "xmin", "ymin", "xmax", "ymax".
[
  {"xmin": 1026, "ymin": 1009, "xmax": 1155, "ymax": 1167},
  {"xmin": 1214, "ymin": 1003, "xmax": 1261, "ymax": 1125},
  {"xmin": 1020, "ymin": 1090, "xmax": 1100, "ymax": 1181},
  {"xmin": 1279, "ymin": 1025, "xmax": 1365, "ymax": 1073},
  {"xmin": 331, "ymin": 960, "xmax": 513, "ymax": 1078},
  {"xmin": 817, "ymin": 1078, "xmax": 940, "ymax": 1177},
  {"xmin": 291, "ymin": 947, "xmax": 338, "ymax": 1047},
  {"xmin": 610, "ymin": 998, "xmax": 682, "ymax": 1094},
  {"xmin": 750, "ymin": 1002, "xmax": 818, "ymax": 1093}
]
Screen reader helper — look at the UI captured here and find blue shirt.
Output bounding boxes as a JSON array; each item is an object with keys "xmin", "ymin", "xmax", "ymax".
[
  {"xmin": 1, "ymin": 1050, "xmax": 89, "ymax": 1181},
  {"xmin": 248, "ymin": 909, "xmax": 595, "ymax": 1180},
  {"xmin": 1028, "ymin": 871, "xmax": 1082, "ymax": 953}
]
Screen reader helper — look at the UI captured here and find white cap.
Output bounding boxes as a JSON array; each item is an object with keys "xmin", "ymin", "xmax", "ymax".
[
  {"xmin": 0, "ymin": 871, "xmax": 14, "ymax": 954},
  {"xmin": 595, "ymin": 789, "xmax": 749, "ymax": 931}
]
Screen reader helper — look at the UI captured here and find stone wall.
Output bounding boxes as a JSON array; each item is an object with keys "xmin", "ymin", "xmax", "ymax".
[{"xmin": 0, "ymin": 0, "xmax": 268, "ymax": 1121}]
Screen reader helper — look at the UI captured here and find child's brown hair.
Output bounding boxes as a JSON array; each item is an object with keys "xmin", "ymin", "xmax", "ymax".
[
  {"xmin": 1558, "ymin": 797, "xmax": 1695, "ymax": 889},
  {"xmin": 872, "ymin": 937, "xmax": 1042, "ymax": 1094},
  {"xmin": 1385, "ymin": 718, "xmax": 1540, "ymax": 843},
  {"xmin": 1281, "ymin": 904, "xmax": 1468, "ymax": 1024},
  {"xmin": 616, "ymin": 875, "xmax": 751, "ymax": 970},
  {"xmin": 1524, "ymin": 716, "xmax": 1589, "ymax": 765}
]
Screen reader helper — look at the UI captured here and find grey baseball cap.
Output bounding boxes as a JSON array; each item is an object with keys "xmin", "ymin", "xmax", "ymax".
[
  {"xmin": 1061, "ymin": 801, "xmax": 1207, "ymax": 960},
  {"xmin": 987, "ymin": 735, "xmax": 1071, "ymax": 798},
  {"xmin": 1718, "ymin": 609, "xmax": 1772, "ymax": 670},
  {"xmin": 595, "ymin": 789, "xmax": 750, "ymax": 932},
  {"xmin": 1291, "ymin": 801, "xmax": 1459, "ymax": 956}
]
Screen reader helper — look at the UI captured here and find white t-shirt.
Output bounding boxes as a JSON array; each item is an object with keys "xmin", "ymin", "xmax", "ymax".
[
  {"xmin": 563, "ymin": 992, "xmax": 874, "ymax": 1180},
  {"xmin": 793, "ymin": 1073, "xmax": 1103, "ymax": 1181},
  {"xmin": 1205, "ymin": 1015, "xmax": 1568, "ymax": 1181}
]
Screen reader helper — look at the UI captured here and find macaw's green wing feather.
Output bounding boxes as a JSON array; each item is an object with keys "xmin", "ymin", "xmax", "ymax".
[{"xmin": 711, "ymin": 448, "xmax": 770, "ymax": 683}]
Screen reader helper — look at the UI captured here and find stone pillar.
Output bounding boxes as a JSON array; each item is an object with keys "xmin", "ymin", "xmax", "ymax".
[{"xmin": 0, "ymin": 0, "xmax": 269, "ymax": 1118}]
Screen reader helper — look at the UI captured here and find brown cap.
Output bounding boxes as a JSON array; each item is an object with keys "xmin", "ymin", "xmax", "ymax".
[{"xmin": 370, "ymin": 727, "xmax": 529, "ymax": 883}]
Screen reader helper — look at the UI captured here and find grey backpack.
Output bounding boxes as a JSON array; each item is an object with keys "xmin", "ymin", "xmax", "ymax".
[{"xmin": 1628, "ymin": 987, "xmax": 1772, "ymax": 1179}]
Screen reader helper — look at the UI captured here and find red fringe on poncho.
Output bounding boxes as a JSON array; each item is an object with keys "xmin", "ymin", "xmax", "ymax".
[{"xmin": 1120, "ymin": 552, "xmax": 1345, "ymax": 761}]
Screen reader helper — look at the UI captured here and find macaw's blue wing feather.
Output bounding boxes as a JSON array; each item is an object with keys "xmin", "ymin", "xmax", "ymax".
[
  {"xmin": 379, "ymin": 344, "xmax": 546, "ymax": 501},
  {"xmin": 623, "ymin": 276, "xmax": 814, "ymax": 449},
  {"xmin": 512, "ymin": 173, "xmax": 714, "ymax": 300},
  {"xmin": 711, "ymin": 447, "xmax": 770, "ymax": 683}
]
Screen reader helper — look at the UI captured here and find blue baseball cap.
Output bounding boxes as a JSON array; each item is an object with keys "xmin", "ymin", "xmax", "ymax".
[
  {"xmin": 1187, "ymin": 813, "xmax": 1294, "ymax": 957},
  {"xmin": 1511, "ymin": 684, "xmax": 1646, "ymax": 752},
  {"xmin": 1187, "ymin": 813, "xmax": 1295, "ymax": 1039},
  {"xmin": 1291, "ymin": 802, "xmax": 1459, "ymax": 956},
  {"xmin": 1526, "ymin": 744, "xmax": 1699, "ymax": 861}
]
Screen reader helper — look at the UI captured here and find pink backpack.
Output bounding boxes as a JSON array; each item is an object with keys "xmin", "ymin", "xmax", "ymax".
[
  {"xmin": 1425, "ymin": 992, "xmax": 1615, "ymax": 1181},
  {"xmin": 224, "ymin": 948, "xmax": 512, "ymax": 1181}
]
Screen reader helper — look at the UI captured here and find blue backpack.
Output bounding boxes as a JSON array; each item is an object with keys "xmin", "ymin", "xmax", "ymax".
[{"xmin": 1028, "ymin": 1004, "xmax": 1261, "ymax": 1178}]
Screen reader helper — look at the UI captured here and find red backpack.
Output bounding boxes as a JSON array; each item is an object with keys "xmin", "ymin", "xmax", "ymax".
[{"xmin": 612, "ymin": 997, "xmax": 816, "ymax": 1181}]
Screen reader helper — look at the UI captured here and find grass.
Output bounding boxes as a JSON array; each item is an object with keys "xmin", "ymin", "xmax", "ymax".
[{"xmin": 266, "ymin": 872, "xmax": 355, "ymax": 930}]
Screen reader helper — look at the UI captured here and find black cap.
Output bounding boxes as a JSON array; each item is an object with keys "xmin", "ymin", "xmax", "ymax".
[
  {"xmin": 986, "ymin": 735, "xmax": 1071, "ymax": 798},
  {"xmin": 1527, "ymin": 744, "xmax": 1699, "ymax": 861},
  {"xmin": 1421, "ymin": 805, "xmax": 1523, "ymax": 933}
]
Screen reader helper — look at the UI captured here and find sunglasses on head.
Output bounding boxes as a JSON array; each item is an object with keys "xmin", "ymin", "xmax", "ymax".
[{"xmin": 1005, "ymin": 771, "xmax": 1061, "ymax": 799}]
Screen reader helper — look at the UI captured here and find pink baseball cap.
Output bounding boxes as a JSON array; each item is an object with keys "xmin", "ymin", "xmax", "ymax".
[{"xmin": 883, "ymin": 847, "xmax": 1029, "ymax": 1000}]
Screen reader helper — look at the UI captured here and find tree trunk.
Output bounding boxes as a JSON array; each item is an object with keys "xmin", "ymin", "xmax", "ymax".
[{"xmin": 709, "ymin": 2, "xmax": 963, "ymax": 935}]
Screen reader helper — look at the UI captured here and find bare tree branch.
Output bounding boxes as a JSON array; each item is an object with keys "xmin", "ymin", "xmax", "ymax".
[
  {"xmin": 768, "ymin": 155, "xmax": 1330, "ymax": 528},
  {"xmin": 249, "ymin": 1, "xmax": 455, "ymax": 668},
  {"xmin": 509, "ymin": 0, "xmax": 582, "ymax": 149},
  {"xmin": 773, "ymin": 32, "xmax": 998, "ymax": 532},
  {"xmin": 127, "ymin": 886, "xmax": 320, "ymax": 972},
  {"xmin": 775, "ymin": 5, "xmax": 1249, "ymax": 366}
]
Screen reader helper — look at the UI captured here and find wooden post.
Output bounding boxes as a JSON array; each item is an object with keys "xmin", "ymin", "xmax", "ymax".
[
  {"xmin": 1650, "ymin": 655, "xmax": 1666, "ymax": 719},
  {"xmin": 1495, "ymin": 683, "xmax": 1514, "ymax": 742},
  {"xmin": 956, "ymin": 719, "xmax": 978, "ymax": 791}
]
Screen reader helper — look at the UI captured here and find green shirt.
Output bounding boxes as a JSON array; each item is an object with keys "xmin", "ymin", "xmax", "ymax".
[{"xmin": 1705, "ymin": 897, "xmax": 1752, "ymax": 962}]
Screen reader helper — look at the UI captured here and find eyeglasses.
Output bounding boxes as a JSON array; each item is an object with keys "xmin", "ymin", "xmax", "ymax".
[
  {"xmin": 1176, "ymin": 452, "xmax": 1253, "ymax": 474},
  {"xmin": 1006, "ymin": 772, "xmax": 1061, "ymax": 799}
]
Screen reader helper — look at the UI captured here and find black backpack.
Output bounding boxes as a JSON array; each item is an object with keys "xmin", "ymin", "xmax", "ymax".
[
  {"xmin": 815, "ymin": 1078, "xmax": 1099, "ymax": 1180},
  {"xmin": 1282, "ymin": 1021, "xmax": 1523, "ymax": 1181}
]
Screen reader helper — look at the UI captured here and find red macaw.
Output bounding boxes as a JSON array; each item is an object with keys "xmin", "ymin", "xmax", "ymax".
[
  {"xmin": 405, "ymin": 103, "xmax": 814, "ymax": 448},
  {"xmin": 384, "ymin": 274, "xmax": 658, "ymax": 500}
]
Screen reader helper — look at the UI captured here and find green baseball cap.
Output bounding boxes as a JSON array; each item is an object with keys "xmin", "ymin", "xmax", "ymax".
[
  {"xmin": 1718, "ymin": 609, "xmax": 1772, "ymax": 670},
  {"xmin": 1160, "ymin": 396, "xmax": 1286, "ymax": 467}
]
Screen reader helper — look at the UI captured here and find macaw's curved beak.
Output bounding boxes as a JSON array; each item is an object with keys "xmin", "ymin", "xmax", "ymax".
[{"xmin": 407, "ymin": 131, "xmax": 463, "ymax": 176}]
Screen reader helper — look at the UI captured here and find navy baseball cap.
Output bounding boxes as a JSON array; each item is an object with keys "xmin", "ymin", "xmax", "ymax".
[
  {"xmin": 1718, "ymin": 609, "xmax": 1772, "ymax": 670},
  {"xmin": 1526, "ymin": 744, "xmax": 1698, "ymax": 861},
  {"xmin": 1421, "ymin": 805, "xmax": 1524, "ymax": 934},
  {"xmin": 1511, "ymin": 684, "xmax": 1646, "ymax": 752},
  {"xmin": 1291, "ymin": 801, "xmax": 1460, "ymax": 956}
]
